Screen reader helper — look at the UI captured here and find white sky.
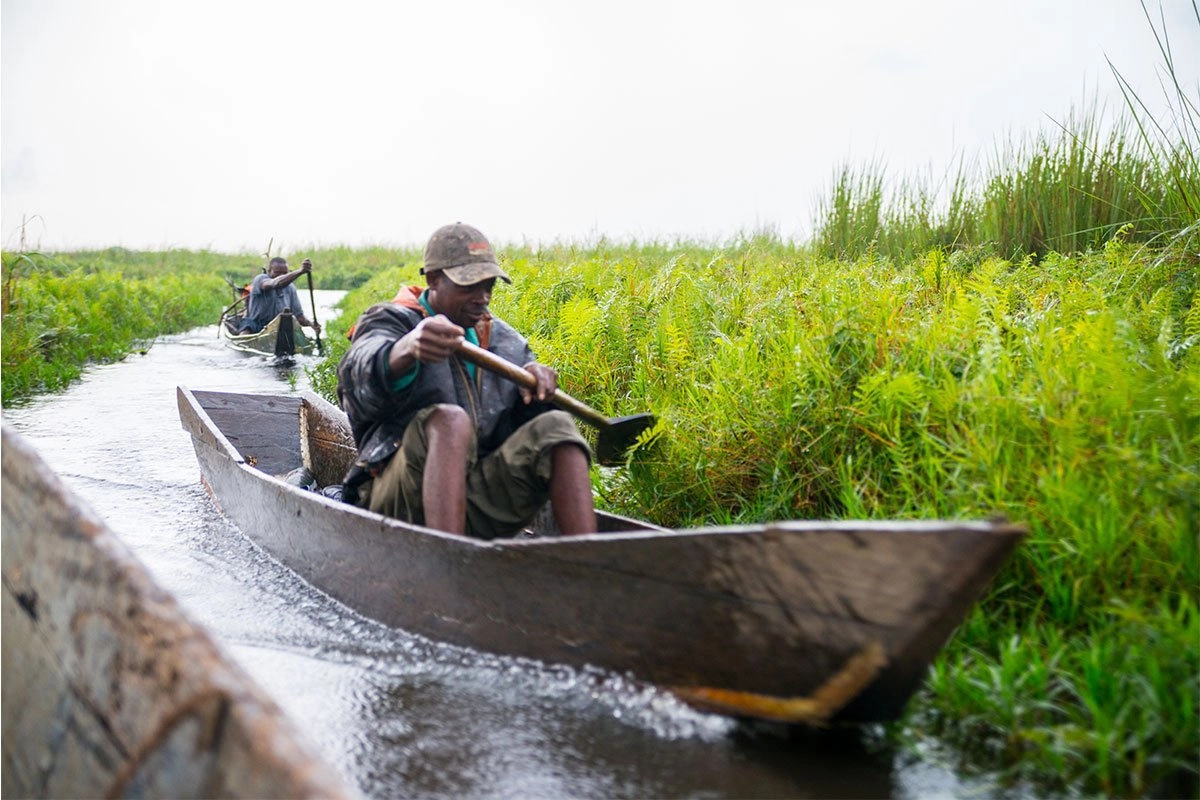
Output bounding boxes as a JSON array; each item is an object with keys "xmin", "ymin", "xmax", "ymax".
[{"xmin": 2, "ymin": 0, "xmax": 1197, "ymax": 253}]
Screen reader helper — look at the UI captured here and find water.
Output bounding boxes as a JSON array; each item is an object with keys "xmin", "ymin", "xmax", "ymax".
[{"xmin": 2, "ymin": 290, "xmax": 995, "ymax": 799}]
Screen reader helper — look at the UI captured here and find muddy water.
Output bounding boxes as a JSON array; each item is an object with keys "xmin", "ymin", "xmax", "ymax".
[{"xmin": 3, "ymin": 290, "xmax": 994, "ymax": 799}]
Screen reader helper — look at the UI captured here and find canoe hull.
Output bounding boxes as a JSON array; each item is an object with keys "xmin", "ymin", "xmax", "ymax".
[
  {"xmin": 219, "ymin": 311, "xmax": 314, "ymax": 357},
  {"xmin": 1, "ymin": 423, "xmax": 354, "ymax": 799},
  {"xmin": 178, "ymin": 386, "xmax": 1025, "ymax": 725}
]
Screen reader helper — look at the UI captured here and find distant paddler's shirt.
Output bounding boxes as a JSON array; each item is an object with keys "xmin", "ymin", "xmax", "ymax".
[{"xmin": 243, "ymin": 273, "xmax": 304, "ymax": 332}]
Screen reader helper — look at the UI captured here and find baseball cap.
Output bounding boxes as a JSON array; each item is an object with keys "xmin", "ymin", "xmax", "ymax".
[{"xmin": 421, "ymin": 222, "xmax": 512, "ymax": 285}]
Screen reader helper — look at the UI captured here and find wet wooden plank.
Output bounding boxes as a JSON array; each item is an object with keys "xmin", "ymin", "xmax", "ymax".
[
  {"xmin": 192, "ymin": 391, "xmax": 303, "ymax": 476},
  {"xmin": 1, "ymin": 423, "xmax": 359, "ymax": 799}
]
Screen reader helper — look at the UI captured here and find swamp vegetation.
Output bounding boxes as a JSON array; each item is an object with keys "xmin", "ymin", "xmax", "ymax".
[
  {"xmin": 2, "ymin": 5, "xmax": 1196, "ymax": 796},
  {"xmin": 0, "ymin": 250, "xmax": 227, "ymax": 406},
  {"xmin": 304, "ymin": 227, "xmax": 1197, "ymax": 798}
]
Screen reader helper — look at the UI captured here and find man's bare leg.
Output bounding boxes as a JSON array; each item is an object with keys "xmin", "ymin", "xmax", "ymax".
[
  {"xmin": 549, "ymin": 444, "xmax": 597, "ymax": 535},
  {"xmin": 422, "ymin": 404, "xmax": 472, "ymax": 534}
]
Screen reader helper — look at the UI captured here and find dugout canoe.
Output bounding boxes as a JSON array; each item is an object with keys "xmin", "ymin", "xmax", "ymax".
[
  {"xmin": 176, "ymin": 385, "xmax": 1025, "ymax": 726},
  {"xmin": 219, "ymin": 309, "xmax": 315, "ymax": 358},
  {"xmin": 0, "ymin": 423, "xmax": 356, "ymax": 799}
]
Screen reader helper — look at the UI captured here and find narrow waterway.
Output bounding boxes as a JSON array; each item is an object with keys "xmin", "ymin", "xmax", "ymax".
[{"xmin": 3, "ymin": 290, "xmax": 993, "ymax": 799}]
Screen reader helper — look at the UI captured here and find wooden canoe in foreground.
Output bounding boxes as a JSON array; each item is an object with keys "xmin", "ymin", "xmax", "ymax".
[
  {"xmin": 1, "ymin": 423, "xmax": 357, "ymax": 800},
  {"xmin": 219, "ymin": 309, "xmax": 315, "ymax": 358},
  {"xmin": 177, "ymin": 386, "xmax": 1026, "ymax": 726}
]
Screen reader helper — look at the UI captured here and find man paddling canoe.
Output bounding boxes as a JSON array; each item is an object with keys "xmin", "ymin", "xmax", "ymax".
[
  {"xmin": 336, "ymin": 222, "xmax": 596, "ymax": 539},
  {"xmin": 238, "ymin": 257, "xmax": 323, "ymax": 336}
]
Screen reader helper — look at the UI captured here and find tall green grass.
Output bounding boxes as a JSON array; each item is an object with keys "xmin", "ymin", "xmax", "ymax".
[
  {"xmin": 513, "ymin": 241, "xmax": 1196, "ymax": 797},
  {"xmin": 1109, "ymin": 0, "xmax": 1200, "ymax": 260},
  {"xmin": 0, "ymin": 251, "xmax": 227, "ymax": 405},
  {"xmin": 814, "ymin": 5, "xmax": 1199, "ymax": 264},
  {"xmin": 799, "ymin": 16, "xmax": 1198, "ymax": 792},
  {"xmin": 814, "ymin": 105, "xmax": 1197, "ymax": 262},
  {"xmin": 316, "ymin": 230, "xmax": 1197, "ymax": 796}
]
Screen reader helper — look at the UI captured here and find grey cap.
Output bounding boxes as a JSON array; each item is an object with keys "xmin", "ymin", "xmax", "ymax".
[{"xmin": 421, "ymin": 222, "xmax": 512, "ymax": 285}]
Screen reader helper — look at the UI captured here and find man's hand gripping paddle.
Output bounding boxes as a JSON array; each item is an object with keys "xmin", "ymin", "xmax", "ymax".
[{"xmin": 456, "ymin": 340, "xmax": 655, "ymax": 466}]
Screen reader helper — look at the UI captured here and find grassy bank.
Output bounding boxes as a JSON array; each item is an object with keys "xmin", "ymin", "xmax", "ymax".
[
  {"xmin": 0, "ymin": 251, "xmax": 229, "ymax": 405},
  {"xmin": 316, "ymin": 233, "xmax": 1196, "ymax": 797}
]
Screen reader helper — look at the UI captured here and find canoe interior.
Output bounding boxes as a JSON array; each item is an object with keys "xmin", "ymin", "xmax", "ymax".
[
  {"xmin": 189, "ymin": 387, "xmax": 660, "ymax": 535},
  {"xmin": 178, "ymin": 386, "xmax": 1026, "ymax": 726},
  {"xmin": 0, "ymin": 423, "xmax": 354, "ymax": 799}
]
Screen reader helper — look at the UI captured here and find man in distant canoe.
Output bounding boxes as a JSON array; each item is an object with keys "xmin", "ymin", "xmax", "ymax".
[
  {"xmin": 238, "ymin": 257, "xmax": 323, "ymax": 335},
  {"xmin": 336, "ymin": 222, "xmax": 596, "ymax": 539}
]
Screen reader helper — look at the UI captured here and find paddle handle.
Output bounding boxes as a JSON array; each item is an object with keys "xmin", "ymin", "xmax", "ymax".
[{"xmin": 457, "ymin": 341, "xmax": 608, "ymax": 429}]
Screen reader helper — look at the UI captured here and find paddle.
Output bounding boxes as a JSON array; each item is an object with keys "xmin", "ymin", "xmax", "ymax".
[
  {"xmin": 304, "ymin": 263, "xmax": 323, "ymax": 354},
  {"xmin": 457, "ymin": 340, "xmax": 655, "ymax": 466},
  {"xmin": 216, "ymin": 294, "xmax": 247, "ymax": 337},
  {"xmin": 218, "ymin": 295, "xmax": 244, "ymax": 321}
]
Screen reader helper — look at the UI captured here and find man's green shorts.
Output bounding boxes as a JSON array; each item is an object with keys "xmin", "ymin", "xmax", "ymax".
[{"xmin": 356, "ymin": 407, "xmax": 590, "ymax": 539}]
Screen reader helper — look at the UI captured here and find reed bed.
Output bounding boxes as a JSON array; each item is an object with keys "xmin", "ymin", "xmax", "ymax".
[
  {"xmin": 814, "ymin": 110, "xmax": 1197, "ymax": 263},
  {"xmin": 814, "ymin": 4, "xmax": 1198, "ymax": 267}
]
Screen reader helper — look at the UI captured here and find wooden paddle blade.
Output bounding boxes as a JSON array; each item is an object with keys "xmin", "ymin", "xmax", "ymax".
[{"xmin": 596, "ymin": 413, "xmax": 657, "ymax": 466}]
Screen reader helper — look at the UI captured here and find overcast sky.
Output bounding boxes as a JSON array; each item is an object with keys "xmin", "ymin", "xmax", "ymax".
[{"xmin": 3, "ymin": 1, "xmax": 1197, "ymax": 254}]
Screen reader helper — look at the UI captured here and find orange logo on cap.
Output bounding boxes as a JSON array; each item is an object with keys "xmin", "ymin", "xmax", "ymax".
[{"xmin": 468, "ymin": 241, "xmax": 491, "ymax": 254}]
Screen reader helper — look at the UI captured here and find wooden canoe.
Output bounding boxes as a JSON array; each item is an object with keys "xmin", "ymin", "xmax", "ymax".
[
  {"xmin": 176, "ymin": 386, "xmax": 1025, "ymax": 726},
  {"xmin": 219, "ymin": 309, "xmax": 314, "ymax": 358},
  {"xmin": 0, "ymin": 423, "xmax": 356, "ymax": 799}
]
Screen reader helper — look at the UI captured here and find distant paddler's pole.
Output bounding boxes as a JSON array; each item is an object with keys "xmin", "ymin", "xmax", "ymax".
[
  {"xmin": 303, "ymin": 258, "xmax": 323, "ymax": 354},
  {"xmin": 217, "ymin": 295, "xmax": 245, "ymax": 337}
]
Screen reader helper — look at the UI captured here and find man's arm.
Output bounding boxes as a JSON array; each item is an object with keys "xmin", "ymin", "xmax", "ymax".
[
  {"xmin": 275, "ymin": 260, "xmax": 322, "ymax": 333},
  {"xmin": 295, "ymin": 295, "xmax": 322, "ymax": 333},
  {"xmin": 339, "ymin": 307, "xmax": 412, "ymax": 417},
  {"xmin": 261, "ymin": 258, "xmax": 312, "ymax": 291},
  {"xmin": 296, "ymin": 313, "xmax": 322, "ymax": 334}
]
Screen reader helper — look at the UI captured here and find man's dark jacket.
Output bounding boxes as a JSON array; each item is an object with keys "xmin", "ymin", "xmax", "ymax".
[{"xmin": 336, "ymin": 301, "xmax": 553, "ymax": 492}]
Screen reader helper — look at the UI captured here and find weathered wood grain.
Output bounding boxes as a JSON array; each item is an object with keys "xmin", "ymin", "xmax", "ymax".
[
  {"xmin": 1, "ymin": 423, "xmax": 358, "ymax": 799},
  {"xmin": 297, "ymin": 391, "xmax": 359, "ymax": 487}
]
